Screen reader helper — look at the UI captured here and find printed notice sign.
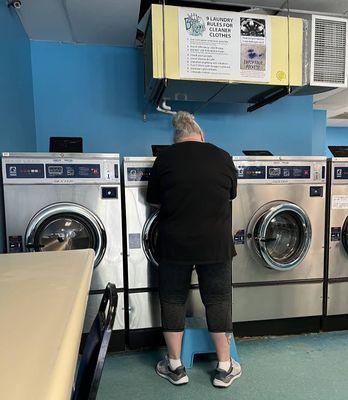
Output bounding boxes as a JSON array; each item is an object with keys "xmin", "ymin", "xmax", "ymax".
[
  {"xmin": 178, "ymin": 8, "xmax": 271, "ymax": 82},
  {"xmin": 239, "ymin": 17, "xmax": 270, "ymax": 80},
  {"xmin": 332, "ymin": 195, "xmax": 348, "ymax": 209}
]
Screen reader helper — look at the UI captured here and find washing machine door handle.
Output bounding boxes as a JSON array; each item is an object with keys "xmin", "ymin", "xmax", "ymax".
[
  {"xmin": 258, "ymin": 237, "xmax": 277, "ymax": 243},
  {"xmin": 26, "ymin": 243, "xmax": 45, "ymax": 250}
]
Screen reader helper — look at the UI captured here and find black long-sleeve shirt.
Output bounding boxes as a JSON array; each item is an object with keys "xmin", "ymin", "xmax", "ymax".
[{"xmin": 146, "ymin": 141, "xmax": 238, "ymax": 264}]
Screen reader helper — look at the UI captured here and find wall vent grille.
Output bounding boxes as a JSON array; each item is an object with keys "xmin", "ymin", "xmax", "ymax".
[{"xmin": 311, "ymin": 16, "xmax": 347, "ymax": 88}]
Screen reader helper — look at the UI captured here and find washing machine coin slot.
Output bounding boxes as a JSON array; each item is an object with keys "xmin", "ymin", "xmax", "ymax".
[
  {"xmin": 8, "ymin": 236, "xmax": 23, "ymax": 253},
  {"xmin": 309, "ymin": 186, "xmax": 323, "ymax": 197},
  {"xmin": 331, "ymin": 227, "xmax": 341, "ymax": 242},
  {"xmin": 101, "ymin": 187, "xmax": 118, "ymax": 199},
  {"xmin": 234, "ymin": 230, "xmax": 245, "ymax": 245}
]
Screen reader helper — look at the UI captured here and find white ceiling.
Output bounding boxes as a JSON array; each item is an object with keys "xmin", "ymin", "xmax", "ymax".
[
  {"xmin": 314, "ymin": 89, "xmax": 348, "ymax": 127},
  {"xmin": 185, "ymin": 0, "xmax": 348, "ymax": 16},
  {"xmin": 16, "ymin": 0, "xmax": 141, "ymax": 46},
  {"xmin": 15, "ymin": 0, "xmax": 348, "ymax": 126},
  {"xmin": 16, "ymin": 0, "xmax": 348, "ymax": 47}
]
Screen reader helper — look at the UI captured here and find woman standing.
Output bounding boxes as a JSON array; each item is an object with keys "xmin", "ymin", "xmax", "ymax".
[{"xmin": 147, "ymin": 111, "xmax": 240, "ymax": 388}]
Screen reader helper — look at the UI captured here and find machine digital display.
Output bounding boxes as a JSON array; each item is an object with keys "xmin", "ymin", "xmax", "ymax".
[
  {"xmin": 46, "ymin": 164, "xmax": 100, "ymax": 178},
  {"xmin": 334, "ymin": 167, "xmax": 348, "ymax": 180},
  {"xmin": 237, "ymin": 166, "xmax": 266, "ymax": 179},
  {"xmin": 127, "ymin": 167, "xmax": 152, "ymax": 182},
  {"xmin": 6, "ymin": 164, "xmax": 45, "ymax": 179},
  {"xmin": 267, "ymin": 166, "xmax": 311, "ymax": 179}
]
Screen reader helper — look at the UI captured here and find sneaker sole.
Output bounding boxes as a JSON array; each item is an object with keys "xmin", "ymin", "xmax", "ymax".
[
  {"xmin": 156, "ymin": 368, "xmax": 189, "ymax": 386},
  {"xmin": 213, "ymin": 369, "xmax": 242, "ymax": 388}
]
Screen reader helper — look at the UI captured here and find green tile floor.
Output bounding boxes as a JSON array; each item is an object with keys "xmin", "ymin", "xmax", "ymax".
[{"xmin": 98, "ymin": 331, "xmax": 348, "ymax": 400}]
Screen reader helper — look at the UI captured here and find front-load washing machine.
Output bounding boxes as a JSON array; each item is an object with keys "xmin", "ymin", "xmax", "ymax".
[
  {"xmin": 2, "ymin": 152, "xmax": 125, "ymax": 350},
  {"xmin": 232, "ymin": 156, "xmax": 326, "ymax": 336},
  {"xmin": 324, "ymin": 158, "xmax": 348, "ymax": 330},
  {"xmin": 123, "ymin": 157, "xmax": 201, "ymax": 348}
]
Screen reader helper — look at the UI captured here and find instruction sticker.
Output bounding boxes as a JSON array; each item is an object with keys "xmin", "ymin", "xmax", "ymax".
[
  {"xmin": 332, "ymin": 195, "xmax": 348, "ymax": 209},
  {"xmin": 178, "ymin": 7, "xmax": 271, "ymax": 82},
  {"xmin": 129, "ymin": 234, "xmax": 141, "ymax": 249}
]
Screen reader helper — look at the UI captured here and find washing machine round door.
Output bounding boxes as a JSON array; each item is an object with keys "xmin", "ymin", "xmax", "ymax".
[
  {"xmin": 142, "ymin": 209, "xmax": 160, "ymax": 267},
  {"xmin": 25, "ymin": 202, "xmax": 106, "ymax": 267},
  {"xmin": 252, "ymin": 203, "xmax": 312, "ymax": 271}
]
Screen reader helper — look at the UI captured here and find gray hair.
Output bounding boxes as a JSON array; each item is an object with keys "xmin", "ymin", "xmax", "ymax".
[{"xmin": 172, "ymin": 111, "xmax": 203, "ymax": 143}]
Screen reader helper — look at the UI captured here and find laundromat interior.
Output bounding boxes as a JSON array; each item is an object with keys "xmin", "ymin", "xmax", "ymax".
[{"xmin": 2, "ymin": 0, "xmax": 348, "ymax": 399}]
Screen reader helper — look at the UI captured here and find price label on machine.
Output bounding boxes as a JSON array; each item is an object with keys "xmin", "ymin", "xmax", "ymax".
[{"xmin": 332, "ymin": 195, "xmax": 348, "ymax": 209}]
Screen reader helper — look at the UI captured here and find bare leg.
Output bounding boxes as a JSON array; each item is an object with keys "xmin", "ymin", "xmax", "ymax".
[
  {"xmin": 210, "ymin": 332, "xmax": 231, "ymax": 362},
  {"xmin": 163, "ymin": 331, "xmax": 184, "ymax": 359}
]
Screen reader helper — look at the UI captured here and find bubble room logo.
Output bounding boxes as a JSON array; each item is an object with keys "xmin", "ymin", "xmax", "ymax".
[{"xmin": 184, "ymin": 13, "xmax": 206, "ymax": 36}]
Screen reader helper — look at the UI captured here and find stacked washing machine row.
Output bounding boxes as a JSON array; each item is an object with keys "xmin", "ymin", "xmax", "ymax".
[
  {"xmin": 4, "ymin": 153, "xmax": 348, "ymax": 348},
  {"xmin": 1, "ymin": 152, "xmax": 125, "ymax": 351},
  {"xmin": 232, "ymin": 156, "xmax": 327, "ymax": 336}
]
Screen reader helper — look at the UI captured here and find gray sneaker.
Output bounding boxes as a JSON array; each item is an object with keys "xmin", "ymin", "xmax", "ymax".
[
  {"xmin": 155, "ymin": 356, "xmax": 189, "ymax": 385},
  {"xmin": 213, "ymin": 359, "xmax": 242, "ymax": 388}
]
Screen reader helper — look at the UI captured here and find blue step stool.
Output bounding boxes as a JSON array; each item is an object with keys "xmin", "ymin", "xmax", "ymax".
[{"xmin": 181, "ymin": 318, "xmax": 240, "ymax": 369}]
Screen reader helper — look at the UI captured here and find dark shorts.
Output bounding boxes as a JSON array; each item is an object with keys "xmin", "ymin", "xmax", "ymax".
[{"xmin": 159, "ymin": 262, "xmax": 232, "ymax": 333}]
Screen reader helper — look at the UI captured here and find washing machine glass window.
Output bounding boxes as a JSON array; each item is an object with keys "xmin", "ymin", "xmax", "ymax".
[
  {"xmin": 253, "ymin": 203, "xmax": 312, "ymax": 271},
  {"xmin": 142, "ymin": 209, "xmax": 160, "ymax": 267},
  {"xmin": 25, "ymin": 203, "xmax": 106, "ymax": 267}
]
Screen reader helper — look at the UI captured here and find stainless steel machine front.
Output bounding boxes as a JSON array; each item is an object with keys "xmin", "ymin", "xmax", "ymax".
[
  {"xmin": 326, "ymin": 158, "xmax": 348, "ymax": 317},
  {"xmin": 2, "ymin": 153, "xmax": 125, "ymax": 341},
  {"xmin": 123, "ymin": 157, "xmax": 201, "ymax": 339},
  {"xmin": 232, "ymin": 156, "xmax": 326, "ymax": 324}
]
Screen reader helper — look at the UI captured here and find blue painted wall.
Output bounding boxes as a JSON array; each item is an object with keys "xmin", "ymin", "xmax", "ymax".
[
  {"xmin": 326, "ymin": 127, "xmax": 348, "ymax": 156},
  {"xmin": 312, "ymin": 110, "xmax": 327, "ymax": 156},
  {"xmin": 31, "ymin": 41, "xmax": 326, "ymax": 157},
  {"xmin": 0, "ymin": 3, "xmax": 36, "ymax": 252},
  {"xmin": 0, "ymin": 3, "xmax": 36, "ymax": 151}
]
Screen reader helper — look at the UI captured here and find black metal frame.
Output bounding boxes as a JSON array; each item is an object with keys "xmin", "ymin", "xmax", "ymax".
[{"xmin": 72, "ymin": 283, "xmax": 118, "ymax": 400}]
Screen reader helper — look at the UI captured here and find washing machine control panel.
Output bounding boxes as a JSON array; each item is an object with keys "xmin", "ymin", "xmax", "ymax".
[
  {"xmin": 5, "ymin": 164, "xmax": 45, "ymax": 179},
  {"xmin": 333, "ymin": 166, "xmax": 348, "ymax": 180},
  {"xmin": 46, "ymin": 164, "xmax": 101, "ymax": 178},
  {"xmin": 237, "ymin": 166, "xmax": 266, "ymax": 179},
  {"xmin": 267, "ymin": 166, "xmax": 311, "ymax": 179},
  {"xmin": 126, "ymin": 167, "xmax": 152, "ymax": 182},
  {"xmin": 234, "ymin": 159, "xmax": 326, "ymax": 184},
  {"xmin": 2, "ymin": 157, "xmax": 120, "ymax": 184},
  {"xmin": 237, "ymin": 165, "xmax": 313, "ymax": 181},
  {"xmin": 123, "ymin": 158, "xmax": 155, "ymax": 187}
]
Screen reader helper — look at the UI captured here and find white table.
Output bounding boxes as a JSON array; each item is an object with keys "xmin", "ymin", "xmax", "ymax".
[{"xmin": 0, "ymin": 249, "xmax": 94, "ymax": 400}]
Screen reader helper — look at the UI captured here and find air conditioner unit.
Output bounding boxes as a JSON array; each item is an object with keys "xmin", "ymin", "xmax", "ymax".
[
  {"xmin": 143, "ymin": 5, "xmax": 348, "ymax": 110},
  {"xmin": 310, "ymin": 15, "xmax": 347, "ymax": 88}
]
